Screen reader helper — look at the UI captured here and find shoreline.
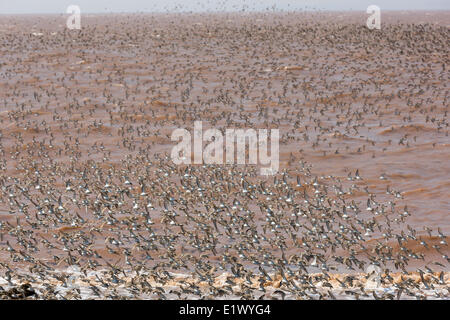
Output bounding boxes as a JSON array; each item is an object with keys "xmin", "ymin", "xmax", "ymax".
[{"xmin": 1, "ymin": 269, "xmax": 449, "ymax": 299}]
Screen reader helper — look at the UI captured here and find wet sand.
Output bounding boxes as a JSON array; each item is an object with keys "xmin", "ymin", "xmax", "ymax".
[{"xmin": 0, "ymin": 12, "xmax": 448, "ymax": 299}]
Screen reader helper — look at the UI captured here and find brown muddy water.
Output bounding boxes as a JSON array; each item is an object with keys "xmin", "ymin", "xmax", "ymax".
[{"xmin": 0, "ymin": 12, "xmax": 448, "ymax": 299}]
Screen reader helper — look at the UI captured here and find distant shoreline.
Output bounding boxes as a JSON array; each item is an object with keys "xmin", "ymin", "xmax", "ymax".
[{"xmin": 1, "ymin": 9, "xmax": 450, "ymax": 16}]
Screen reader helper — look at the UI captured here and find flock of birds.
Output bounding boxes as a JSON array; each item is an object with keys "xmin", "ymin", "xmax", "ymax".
[{"xmin": 0, "ymin": 12, "xmax": 448, "ymax": 299}]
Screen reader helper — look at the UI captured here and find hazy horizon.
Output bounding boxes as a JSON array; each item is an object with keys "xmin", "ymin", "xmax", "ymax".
[{"xmin": 0, "ymin": 0, "xmax": 449, "ymax": 14}]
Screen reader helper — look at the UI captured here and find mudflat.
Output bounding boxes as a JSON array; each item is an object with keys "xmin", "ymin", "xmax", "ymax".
[{"xmin": 0, "ymin": 12, "xmax": 448, "ymax": 299}]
